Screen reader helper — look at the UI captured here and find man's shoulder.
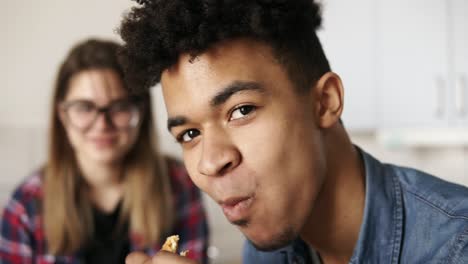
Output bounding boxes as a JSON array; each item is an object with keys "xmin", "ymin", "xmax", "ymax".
[
  {"xmin": 388, "ymin": 164, "xmax": 468, "ymax": 219},
  {"xmin": 386, "ymin": 164, "xmax": 468, "ymax": 262}
]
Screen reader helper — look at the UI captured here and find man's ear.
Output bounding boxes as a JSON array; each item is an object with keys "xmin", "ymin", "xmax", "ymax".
[{"xmin": 312, "ymin": 72, "xmax": 344, "ymax": 129}]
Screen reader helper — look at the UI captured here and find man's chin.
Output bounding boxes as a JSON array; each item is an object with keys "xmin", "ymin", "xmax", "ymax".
[
  {"xmin": 244, "ymin": 226, "xmax": 297, "ymax": 251},
  {"xmin": 249, "ymin": 239, "xmax": 294, "ymax": 251}
]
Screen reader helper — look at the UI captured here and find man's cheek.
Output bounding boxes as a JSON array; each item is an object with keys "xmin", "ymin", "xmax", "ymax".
[{"xmin": 185, "ymin": 165, "xmax": 207, "ymax": 191}]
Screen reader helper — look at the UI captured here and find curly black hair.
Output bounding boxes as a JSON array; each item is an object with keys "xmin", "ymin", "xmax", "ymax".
[{"xmin": 119, "ymin": 0, "xmax": 331, "ymax": 93}]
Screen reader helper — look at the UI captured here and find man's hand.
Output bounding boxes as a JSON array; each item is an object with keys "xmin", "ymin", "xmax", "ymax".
[{"xmin": 126, "ymin": 251, "xmax": 198, "ymax": 264}]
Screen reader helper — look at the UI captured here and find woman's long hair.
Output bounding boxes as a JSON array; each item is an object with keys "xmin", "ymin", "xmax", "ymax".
[{"xmin": 43, "ymin": 39, "xmax": 174, "ymax": 254}]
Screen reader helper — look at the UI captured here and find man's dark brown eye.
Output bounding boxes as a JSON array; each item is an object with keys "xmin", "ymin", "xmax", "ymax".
[
  {"xmin": 240, "ymin": 105, "xmax": 255, "ymax": 115},
  {"xmin": 179, "ymin": 129, "xmax": 201, "ymax": 143},
  {"xmin": 230, "ymin": 105, "xmax": 256, "ymax": 121}
]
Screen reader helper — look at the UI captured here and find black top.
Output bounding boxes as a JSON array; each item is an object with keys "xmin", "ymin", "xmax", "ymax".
[{"xmin": 82, "ymin": 202, "xmax": 130, "ymax": 264}]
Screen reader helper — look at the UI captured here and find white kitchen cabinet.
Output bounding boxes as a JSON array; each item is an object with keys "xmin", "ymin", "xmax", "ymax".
[
  {"xmin": 319, "ymin": 0, "xmax": 377, "ymax": 131},
  {"xmin": 452, "ymin": 0, "xmax": 468, "ymax": 126},
  {"xmin": 378, "ymin": 0, "xmax": 468, "ymax": 129},
  {"xmin": 378, "ymin": 0, "xmax": 449, "ymax": 128}
]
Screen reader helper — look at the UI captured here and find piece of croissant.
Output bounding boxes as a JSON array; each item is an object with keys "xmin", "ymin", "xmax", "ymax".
[{"xmin": 161, "ymin": 235, "xmax": 189, "ymax": 256}]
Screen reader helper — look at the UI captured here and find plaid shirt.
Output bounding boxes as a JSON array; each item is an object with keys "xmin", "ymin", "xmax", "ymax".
[{"xmin": 0, "ymin": 159, "xmax": 209, "ymax": 264}]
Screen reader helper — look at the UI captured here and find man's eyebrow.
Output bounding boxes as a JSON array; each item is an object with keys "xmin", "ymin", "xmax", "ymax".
[
  {"xmin": 210, "ymin": 81, "xmax": 265, "ymax": 107},
  {"xmin": 167, "ymin": 116, "xmax": 188, "ymax": 132}
]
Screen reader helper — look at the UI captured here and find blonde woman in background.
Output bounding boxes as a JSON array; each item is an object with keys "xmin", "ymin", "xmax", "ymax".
[{"xmin": 0, "ymin": 39, "xmax": 208, "ymax": 264}]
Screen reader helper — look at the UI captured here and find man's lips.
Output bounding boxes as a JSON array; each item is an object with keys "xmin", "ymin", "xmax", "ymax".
[{"xmin": 220, "ymin": 196, "xmax": 254, "ymax": 223}]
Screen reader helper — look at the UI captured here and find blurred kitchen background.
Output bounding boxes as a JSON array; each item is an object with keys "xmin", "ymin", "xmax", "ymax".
[{"xmin": 1, "ymin": 0, "xmax": 467, "ymax": 263}]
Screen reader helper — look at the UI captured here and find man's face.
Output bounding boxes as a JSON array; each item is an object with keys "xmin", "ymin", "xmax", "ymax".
[{"xmin": 161, "ymin": 39, "xmax": 326, "ymax": 250}]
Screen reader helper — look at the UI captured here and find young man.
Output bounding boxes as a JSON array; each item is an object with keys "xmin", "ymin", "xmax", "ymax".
[{"xmin": 119, "ymin": 0, "xmax": 468, "ymax": 263}]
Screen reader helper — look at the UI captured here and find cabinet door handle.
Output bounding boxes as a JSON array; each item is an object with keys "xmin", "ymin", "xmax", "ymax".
[
  {"xmin": 455, "ymin": 74, "xmax": 466, "ymax": 117},
  {"xmin": 435, "ymin": 76, "xmax": 445, "ymax": 118}
]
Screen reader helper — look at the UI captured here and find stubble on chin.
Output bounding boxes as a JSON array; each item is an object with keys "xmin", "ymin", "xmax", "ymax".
[{"xmin": 245, "ymin": 225, "xmax": 297, "ymax": 251}]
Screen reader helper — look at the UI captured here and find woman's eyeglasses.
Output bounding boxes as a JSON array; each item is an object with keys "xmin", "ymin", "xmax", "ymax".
[{"xmin": 60, "ymin": 98, "xmax": 144, "ymax": 131}]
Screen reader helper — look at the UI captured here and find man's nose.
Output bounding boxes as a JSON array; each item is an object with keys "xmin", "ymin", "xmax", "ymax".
[{"xmin": 197, "ymin": 130, "xmax": 241, "ymax": 177}]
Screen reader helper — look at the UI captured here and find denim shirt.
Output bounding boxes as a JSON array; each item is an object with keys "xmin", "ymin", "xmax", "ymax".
[{"xmin": 243, "ymin": 148, "xmax": 468, "ymax": 263}]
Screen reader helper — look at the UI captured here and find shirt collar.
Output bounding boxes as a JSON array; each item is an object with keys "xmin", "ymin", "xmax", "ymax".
[{"xmin": 350, "ymin": 147, "xmax": 403, "ymax": 264}]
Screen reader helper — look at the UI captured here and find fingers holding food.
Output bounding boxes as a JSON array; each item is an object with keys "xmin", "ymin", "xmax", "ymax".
[
  {"xmin": 125, "ymin": 251, "xmax": 152, "ymax": 264},
  {"xmin": 162, "ymin": 235, "xmax": 179, "ymax": 253},
  {"xmin": 161, "ymin": 235, "xmax": 190, "ymax": 257}
]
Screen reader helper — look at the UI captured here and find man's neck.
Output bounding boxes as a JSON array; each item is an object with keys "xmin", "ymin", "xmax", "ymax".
[{"xmin": 300, "ymin": 125, "xmax": 366, "ymax": 264}]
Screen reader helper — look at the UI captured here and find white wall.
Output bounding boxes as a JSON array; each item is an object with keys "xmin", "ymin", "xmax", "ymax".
[{"xmin": 2, "ymin": 0, "xmax": 133, "ymax": 126}]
